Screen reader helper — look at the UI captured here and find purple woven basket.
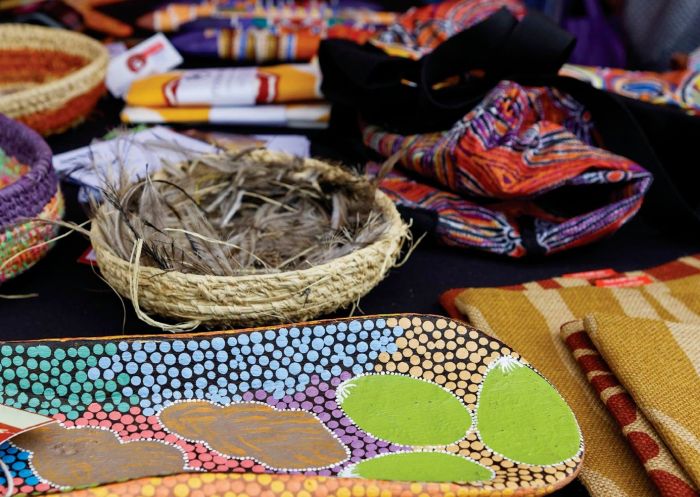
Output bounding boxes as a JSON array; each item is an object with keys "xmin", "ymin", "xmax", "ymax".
[{"xmin": 0, "ymin": 113, "xmax": 57, "ymax": 231}]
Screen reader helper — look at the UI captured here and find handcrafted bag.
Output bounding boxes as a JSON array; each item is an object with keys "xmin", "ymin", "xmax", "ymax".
[
  {"xmin": 0, "ymin": 24, "xmax": 108, "ymax": 135},
  {"xmin": 0, "ymin": 114, "xmax": 63, "ymax": 282}
]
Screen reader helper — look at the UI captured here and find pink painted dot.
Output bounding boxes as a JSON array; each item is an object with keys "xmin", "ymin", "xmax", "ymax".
[
  {"xmin": 108, "ymin": 411, "xmax": 121, "ymax": 421},
  {"xmin": 88, "ymin": 420, "xmax": 99, "ymax": 427},
  {"xmin": 252, "ymin": 465, "xmax": 265, "ymax": 473},
  {"xmin": 75, "ymin": 419, "xmax": 88, "ymax": 427},
  {"xmin": 241, "ymin": 460, "xmax": 255, "ymax": 469},
  {"xmin": 195, "ymin": 445, "xmax": 207, "ymax": 454},
  {"xmin": 216, "ymin": 465, "xmax": 228, "ymax": 472},
  {"xmin": 141, "ymin": 430, "xmax": 154, "ymax": 438},
  {"xmin": 164, "ymin": 434, "xmax": 178, "ymax": 443},
  {"xmin": 126, "ymin": 425, "xmax": 138, "ymax": 432},
  {"xmin": 12, "ymin": 478, "xmax": 21, "ymax": 485},
  {"xmin": 199, "ymin": 453, "xmax": 212, "ymax": 462},
  {"xmin": 88, "ymin": 403, "xmax": 102, "ymax": 413},
  {"xmin": 53, "ymin": 413, "xmax": 66, "ymax": 422},
  {"xmin": 203, "ymin": 462, "xmax": 216, "ymax": 470},
  {"xmin": 233, "ymin": 467, "xmax": 245, "ymax": 473},
  {"xmin": 35, "ymin": 483, "xmax": 51, "ymax": 492},
  {"xmin": 187, "ymin": 453, "xmax": 196, "ymax": 460},
  {"xmin": 147, "ymin": 416, "xmax": 159, "ymax": 425},
  {"xmin": 83, "ymin": 412, "xmax": 94, "ymax": 420},
  {"xmin": 96, "ymin": 411, "xmax": 108, "ymax": 420},
  {"xmin": 112, "ymin": 423, "xmax": 124, "ymax": 431},
  {"xmin": 154, "ymin": 432, "xmax": 165, "ymax": 439},
  {"xmin": 213, "ymin": 455, "xmax": 227, "ymax": 464},
  {"xmin": 189, "ymin": 460, "xmax": 202, "ymax": 468},
  {"xmin": 135, "ymin": 415, "xmax": 146, "ymax": 423},
  {"xmin": 129, "ymin": 407, "xmax": 140, "ymax": 415},
  {"xmin": 63, "ymin": 421, "xmax": 75, "ymax": 428},
  {"xmin": 99, "ymin": 420, "xmax": 112, "ymax": 428},
  {"xmin": 20, "ymin": 485, "xmax": 33, "ymax": 493},
  {"xmin": 121, "ymin": 415, "xmax": 134, "ymax": 424}
]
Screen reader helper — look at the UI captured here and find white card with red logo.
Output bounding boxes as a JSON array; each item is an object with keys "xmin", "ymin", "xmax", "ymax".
[
  {"xmin": 106, "ymin": 33, "xmax": 183, "ymax": 98},
  {"xmin": 0, "ymin": 404, "xmax": 55, "ymax": 445}
]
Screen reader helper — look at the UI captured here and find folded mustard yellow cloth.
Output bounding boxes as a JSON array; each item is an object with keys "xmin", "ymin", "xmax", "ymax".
[
  {"xmin": 445, "ymin": 256, "xmax": 700, "ymax": 497},
  {"xmin": 562, "ymin": 317, "xmax": 698, "ymax": 497}
]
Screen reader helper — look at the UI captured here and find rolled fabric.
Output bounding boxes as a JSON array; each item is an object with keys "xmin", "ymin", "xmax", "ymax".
[
  {"xmin": 120, "ymin": 104, "xmax": 330, "ymax": 129},
  {"xmin": 125, "ymin": 63, "xmax": 323, "ymax": 107}
]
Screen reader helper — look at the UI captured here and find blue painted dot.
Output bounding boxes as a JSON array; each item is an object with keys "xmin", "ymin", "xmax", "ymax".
[
  {"xmin": 211, "ymin": 338, "xmax": 225, "ymax": 350},
  {"xmin": 172, "ymin": 341, "xmax": 185, "ymax": 352},
  {"xmin": 178, "ymin": 354, "xmax": 191, "ymax": 366},
  {"xmin": 250, "ymin": 332, "xmax": 263, "ymax": 344}
]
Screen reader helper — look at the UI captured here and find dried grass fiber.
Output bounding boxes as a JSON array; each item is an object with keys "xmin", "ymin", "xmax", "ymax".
[{"xmin": 90, "ymin": 149, "xmax": 409, "ymax": 331}]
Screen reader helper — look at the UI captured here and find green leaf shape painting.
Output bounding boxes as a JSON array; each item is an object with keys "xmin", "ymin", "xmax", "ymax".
[
  {"xmin": 344, "ymin": 452, "xmax": 494, "ymax": 483},
  {"xmin": 476, "ymin": 357, "xmax": 581, "ymax": 465},
  {"xmin": 336, "ymin": 373, "xmax": 472, "ymax": 446}
]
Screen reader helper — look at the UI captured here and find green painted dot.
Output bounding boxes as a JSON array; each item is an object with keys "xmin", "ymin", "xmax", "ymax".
[
  {"xmin": 76, "ymin": 360, "xmax": 86, "ymax": 370},
  {"xmin": 67, "ymin": 393, "xmax": 80, "ymax": 405},
  {"xmin": 26, "ymin": 358, "xmax": 38, "ymax": 369},
  {"xmin": 5, "ymin": 384, "xmax": 18, "ymax": 396},
  {"xmin": 51, "ymin": 398, "xmax": 61, "ymax": 407},
  {"xmin": 12, "ymin": 356, "xmax": 22, "ymax": 366},
  {"xmin": 37, "ymin": 346, "xmax": 51, "ymax": 358},
  {"xmin": 338, "ymin": 374, "xmax": 473, "ymax": 446},
  {"xmin": 75, "ymin": 371, "xmax": 87, "ymax": 383},
  {"xmin": 32, "ymin": 383, "xmax": 45, "ymax": 395},
  {"xmin": 94, "ymin": 379, "xmax": 104, "ymax": 389},
  {"xmin": 14, "ymin": 345, "xmax": 24, "ymax": 353},
  {"xmin": 117, "ymin": 374, "xmax": 130, "ymax": 386},
  {"xmin": 18, "ymin": 379, "xmax": 30, "ymax": 389},
  {"xmin": 3, "ymin": 369, "xmax": 15, "ymax": 381},
  {"xmin": 129, "ymin": 395, "xmax": 139, "ymax": 404},
  {"xmin": 111, "ymin": 392, "xmax": 123, "ymax": 403},
  {"xmin": 67, "ymin": 411, "xmax": 79, "ymax": 420},
  {"xmin": 81, "ymin": 393, "xmax": 93, "ymax": 404},
  {"xmin": 103, "ymin": 402, "xmax": 114, "ymax": 411},
  {"xmin": 476, "ymin": 358, "xmax": 581, "ymax": 466},
  {"xmin": 94, "ymin": 391, "xmax": 106, "ymax": 402},
  {"xmin": 105, "ymin": 343, "xmax": 117, "ymax": 355},
  {"xmin": 15, "ymin": 367, "xmax": 28, "ymax": 379},
  {"xmin": 350, "ymin": 453, "xmax": 493, "ymax": 483},
  {"xmin": 1, "ymin": 358, "xmax": 11, "ymax": 368},
  {"xmin": 49, "ymin": 367, "xmax": 60, "ymax": 376},
  {"xmin": 105, "ymin": 381, "xmax": 117, "ymax": 392},
  {"xmin": 93, "ymin": 344, "xmax": 104, "ymax": 355},
  {"xmin": 59, "ymin": 373, "xmax": 71, "ymax": 385},
  {"xmin": 17, "ymin": 393, "xmax": 28, "ymax": 405},
  {"xmin": 70, "ymin": 383, "xmax": 82, "ymax": 394},
  {"xmin": 54, "ymin": 349, "xmax": 66, "ymax": 360},
  {"xmin": 28, "ymin": 398, "xmax": 40, "ymax": 408},
  {"xmin": 26, "ymin": 347, "xmax": 38, "ymax": 358},
  {"xmin": 67, "ymin": 348, "xmax": 77, "ymax": 358},
  {"xmin": 87, "ymin": 356, "xmax": 97, "ymax": 367},
  {"xmin": 117, "ymin": 402, "xmax": 130, "ymax": 413},
  {"xmin": 50, "ymin": 359, "xmax": 59, "ymax": 367},
  {"xmin": 63, "ymin": 360, "xmax": 74, "ymax": 372},
  {"xmin": 83, "ymin": 383, "xmax": 93, "ymax": 393},
  {"xmin": 49, "ymin": 378, "xmax": 58, "ymax": 387},
  {"xmin": 0, "ymin": 345, "xmax": 11, "ymax": 356},
  {"xmin": 56, "ymin": 385, "xmax": 68, "ymax": 396},
  {"xmin": 77, "ymin": 347, "xmax": 90, "ymax": 359}
]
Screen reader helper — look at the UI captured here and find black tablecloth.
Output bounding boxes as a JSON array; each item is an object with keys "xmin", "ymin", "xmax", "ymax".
[{"xmin": 3, "ymin": 95, "xmax": 698, "ymax": 496}]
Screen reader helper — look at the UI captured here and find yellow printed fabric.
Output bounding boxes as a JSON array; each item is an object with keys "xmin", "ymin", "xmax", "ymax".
[
  {"xmin": 447, "ymin": 259, "xmax": 700, "ymax": 497},
  {"xmin": 584, "ymin": 313, "xmax": 700, "ymax": 488}
]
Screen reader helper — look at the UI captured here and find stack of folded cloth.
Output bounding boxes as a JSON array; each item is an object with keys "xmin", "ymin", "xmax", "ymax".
[
  {"xmin": 441, "ymin": 255, "xmax": 700, "ymax": 497},
  {"xmin": 120, "ymin": 62, "xmax": 330, "ymax": 129}
]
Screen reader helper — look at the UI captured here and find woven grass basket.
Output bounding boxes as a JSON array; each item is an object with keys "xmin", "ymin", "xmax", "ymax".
[
  {"xmin": 0, "ymin": 24, "xmax": 108, "ymax": 136},
  {"xmin": 0, "ymin": 113, "xmax": 64, "ymax": 282},
  {"xmin": 90, "ymin": 151, "xmax": 409, "ymax": 330}
]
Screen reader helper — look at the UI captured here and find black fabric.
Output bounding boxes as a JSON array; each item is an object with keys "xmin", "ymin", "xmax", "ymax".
[{"xmin": 318, "ymin": 9, "xmax": 700, "ymax": 238}]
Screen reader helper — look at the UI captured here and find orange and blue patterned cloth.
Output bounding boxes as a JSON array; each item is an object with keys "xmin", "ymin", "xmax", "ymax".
[{"xmin": 366, "ymin": 81, "xmax": 652, "ymax": 257}]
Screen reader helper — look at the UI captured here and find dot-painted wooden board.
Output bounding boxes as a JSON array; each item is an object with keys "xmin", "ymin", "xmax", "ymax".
[{"xmin": 0, "ymin": 315, "xmax": 583, "ymax": 496}]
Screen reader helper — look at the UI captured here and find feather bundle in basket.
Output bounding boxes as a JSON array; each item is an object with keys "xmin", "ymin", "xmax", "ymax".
[
  {"xmin": 0, "ymin": 114, "xmax": 64, "ymax": 283},
  {"xmin": 0, "ymin": 24, "xmax": 108, "ymax": 136},
  {"xmin": 90, "ymin": 149, "xmax": 409, "ymax": 330}
]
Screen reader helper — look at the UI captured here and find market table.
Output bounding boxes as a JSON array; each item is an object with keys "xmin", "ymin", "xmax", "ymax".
[{"xmin": 2, "ymin": 94, "xmax": 699, "ymax": 497}]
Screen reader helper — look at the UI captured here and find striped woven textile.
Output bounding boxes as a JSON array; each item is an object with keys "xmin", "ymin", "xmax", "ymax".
[
  {"xmin": 366, "ymin": 80, "xmax": 652, "ymax": 257},
  {"xmin": 441, "ymin": 254, "xmax": 700, "ymax": 497}
]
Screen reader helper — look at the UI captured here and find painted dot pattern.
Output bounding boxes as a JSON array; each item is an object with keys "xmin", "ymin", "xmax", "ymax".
[
  {"xmin": 373, "ymin": 317, "xmax": 581, "ymax": 493},
  {"xmin": 0, "ymin": 316, "xmax": 582, "ymax": 497}
]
